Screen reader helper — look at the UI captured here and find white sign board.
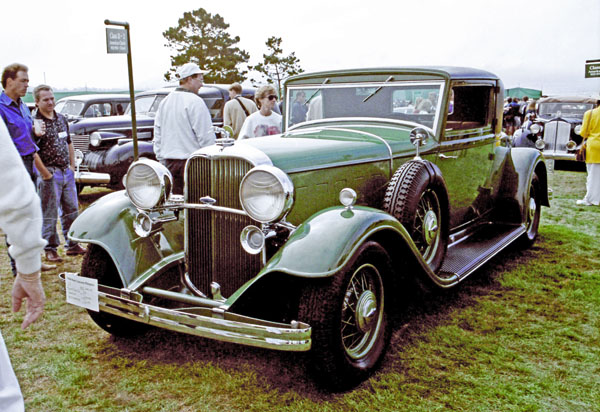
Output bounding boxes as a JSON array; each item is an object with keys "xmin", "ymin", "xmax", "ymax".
[
  {"xmin": 65, "ymin": 272, "xmax": 99, "ymax": 312},
  {"xmin": 106, "ymin": 28, "xmax": 128, "ymax": 54}
]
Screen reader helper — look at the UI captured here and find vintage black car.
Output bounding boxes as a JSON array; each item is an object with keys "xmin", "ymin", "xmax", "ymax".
[
  {"xmin": 55, "ymin": 94, "xmax": 131, "ymax": 123},
  {"xmin": 70, "ymin": 84, "xmax": 254, "ymax": 189},
  {"xmin": 513, "ymin": 96, "xmax": 597, "ymax": 165},
  {"xmin": 61, "ymin": 66, "xmax": 549, "ymax": 389}
]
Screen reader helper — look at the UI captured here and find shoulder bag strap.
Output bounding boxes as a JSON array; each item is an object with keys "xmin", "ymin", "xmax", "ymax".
[{"xmin": 234, "ymin": 97, "xmax": 250, "ymax": 116}]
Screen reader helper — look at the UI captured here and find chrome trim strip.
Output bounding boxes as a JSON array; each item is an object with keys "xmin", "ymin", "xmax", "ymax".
[{"xmin": 59, "ymin": 274, "xmax": 311, "ymax": 351}]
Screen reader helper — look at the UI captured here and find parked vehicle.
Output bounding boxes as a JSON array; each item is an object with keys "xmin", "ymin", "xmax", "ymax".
[
  {"xmin": 61, "ymin": 67, "xmax": 549, "ymax": 389},
  {"xmin": 70, "ymin": 84, "xmax": 254, "ymax": 189},
  {"xmin": 55, "ymin": 94, "xmax": 131, "ymax": 123},
  {"xmin": 513, "ymin": 96, "xmax": 598, "ymax": 165}
]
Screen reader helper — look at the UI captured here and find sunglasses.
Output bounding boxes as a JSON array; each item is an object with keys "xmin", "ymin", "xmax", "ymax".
[{"xmin": 267, "ymin": 95, "xmax": 278, "ymax": 101}]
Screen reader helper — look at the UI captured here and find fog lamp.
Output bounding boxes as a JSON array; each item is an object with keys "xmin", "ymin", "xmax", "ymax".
[
  {"xmin": 535, "ymin": 139, "xmax": 545, "ymax": 150},
  {"xmin": 566, "ymin": 140, "xmax": 577, "ymax": 151},
  {"xmin": 133, "ymin": 211, "xmax": 153, "ymax": 237},
  {"xmin": 240, "ymin": 225, "xmax": 265, "ymax": 255}
]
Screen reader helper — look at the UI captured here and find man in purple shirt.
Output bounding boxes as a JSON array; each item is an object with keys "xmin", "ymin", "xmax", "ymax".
[{"xmin": 1, "ymin": 63, "xmax": 55, "ymax": 272}]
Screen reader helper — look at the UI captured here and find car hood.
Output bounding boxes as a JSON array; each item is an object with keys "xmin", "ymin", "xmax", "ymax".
[
  {"xmin": 69, "ymin": 114, "xmax": 155, "ymax": 134},
  {"xmin": 237, "ymin": 122, "xmax": 417, "ymax": 173}
]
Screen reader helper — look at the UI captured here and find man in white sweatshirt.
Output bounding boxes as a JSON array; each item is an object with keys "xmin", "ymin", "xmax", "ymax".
[
  {"xmin": 153, "ymin": 63, "xmax": 216, "ymax": 194},
  {"xmin": 0, "ymin": 117, "xmax": 47, "ymax": 412}
]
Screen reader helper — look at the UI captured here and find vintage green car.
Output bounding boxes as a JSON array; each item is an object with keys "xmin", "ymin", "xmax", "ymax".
[{"xmin": 61, "ymin": 67, "xmax": 549, "ymax": 389}]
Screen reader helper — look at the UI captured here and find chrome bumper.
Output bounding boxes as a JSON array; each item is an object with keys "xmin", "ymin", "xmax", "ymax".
[
  {"xmin": 58, "ymin": 273, "xmax": 311, "ymax": 351},
  {"xmin": 542, "ymin": 151, "xmax": 576, "ymax": 161},
  {"xmin": 75, "ymin": 171, "xmax": 111, "ymax": 185}
]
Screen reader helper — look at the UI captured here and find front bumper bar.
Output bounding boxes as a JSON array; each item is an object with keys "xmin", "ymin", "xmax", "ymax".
[
  {"xmin": 75, "ymin": 170, "xmax": 111, "ymax": 185},
  {"xmin": 59, "ymin": 273, "xmax": 311, "ymax": 351},
  {"xmin": 542, "ymin": 151, "xmax": 576, "ymax": 161}
]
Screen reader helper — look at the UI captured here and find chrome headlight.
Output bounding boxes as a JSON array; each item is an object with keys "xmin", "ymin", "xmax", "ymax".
[
  {"xmin": 530, "ymin": 124, "xmax": 542, "ymax": 135},
  {"xmin": 89, "ymin": 132, "xmax": 101, "ymax": 147},
  {"xmin": 566, "ymin": 140, "xmax": 577, "ymax": 151},
  {"xmin": 125, "ymin": 159, "xmax": 172, "ymax": 210},
  {"xmin": 535, "ymin": 138, "xmax": 546, "ymax": 150},
  {"xmin": 574, "ymin": 125, "xmax": 582, "ymax": 135},
  {"xmin": 240, "ymin": 166, "xmax": 294, "ymax": 223}
]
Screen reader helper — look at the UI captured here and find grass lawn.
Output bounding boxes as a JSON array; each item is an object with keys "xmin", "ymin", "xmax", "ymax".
[{"xmin": 1, "ymin": 172, "xmax": 599, "ymax": 412}]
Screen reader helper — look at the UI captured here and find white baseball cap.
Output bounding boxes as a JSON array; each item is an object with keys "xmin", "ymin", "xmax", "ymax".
[{"xmin": 176, "ymin": 63, "xmax": 206, "ymax": 80}]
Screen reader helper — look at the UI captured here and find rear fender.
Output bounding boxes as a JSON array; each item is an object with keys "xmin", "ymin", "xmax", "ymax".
[
  {"xmin": 68, "ymin": 190, "xmax": 184, "ymax": 288},
  {"xmin": 498, "ymin": 147, "xmax": 549, "ymax": 223}
]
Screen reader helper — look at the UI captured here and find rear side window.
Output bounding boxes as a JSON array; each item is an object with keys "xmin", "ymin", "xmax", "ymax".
[{"xmin": 446, "ymin": 86, "xmax": 492, "ymax": 130}]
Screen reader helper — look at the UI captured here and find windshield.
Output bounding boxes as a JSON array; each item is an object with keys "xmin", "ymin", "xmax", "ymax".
[
  {"xmin": 56, "ymin": 100, "xmax": 85, "ymax": 116},
  {"xmin": 126, "ymin": 95, "xmax": 165, "ymax": 115},
  {"xmin": 286, "ymin": 81, "xmax": 444, "ymax": 130},
  {"xmin": 537, "ymin": 102, "xmax": 594, "ymax": 119}
]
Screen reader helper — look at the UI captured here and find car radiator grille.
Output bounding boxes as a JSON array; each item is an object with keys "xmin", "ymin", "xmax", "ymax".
[
  {"xmin": 186, "ymin": 155, "xmax": 261, "ymax": 298},
  {"xmin": 71, "ymin": 134, "xmax": 90, "ymax": 154},
  {"xmin": 543, "ymin": 121, "xmax": 571, "ymax": 151}
]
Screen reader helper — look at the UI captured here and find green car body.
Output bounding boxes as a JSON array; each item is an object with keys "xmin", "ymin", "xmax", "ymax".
[{"xmin": 63, "ymin": 66, "xmax": 549, "ymax": 389}]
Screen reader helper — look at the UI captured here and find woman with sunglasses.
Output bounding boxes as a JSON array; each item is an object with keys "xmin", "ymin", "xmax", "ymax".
[{"xmin": 238, "ymin": 85, "xmax": 282, "ymax": 139}]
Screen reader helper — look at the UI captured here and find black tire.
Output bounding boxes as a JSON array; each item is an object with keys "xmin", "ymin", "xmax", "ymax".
[
  {"xmin": 519, "ymin": 172, "xmax": 541, "ymax": 248},
  {"xmin": 383, "ymin": 161, "xmax": 448, "ymax": 273},
  {"xmin": 298, "ymin": 241, "xmax": 392, "ymax": 390},
  {"xmin": 76, "ymin": 183, "xmax": 85, "ymax": 195},
  {"xmin": 81, "ymin": 244, "xmax": 148, "ymax": 337}
]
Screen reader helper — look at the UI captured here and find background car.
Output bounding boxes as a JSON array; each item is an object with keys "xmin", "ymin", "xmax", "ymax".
[
  {"xmin": 69, "ymin": 84, "xmax": 255, "ymax": 190},
  {"xmin": 61, "ymin": 67, "xmax": 548, "ymax": 389},
  {"xmin": 513, "ymin": 96, "xmax": 598, "ymax": 168},
  {"xmin": 55, "ymin": 94, "xmax": 131, "ymax": 123}
]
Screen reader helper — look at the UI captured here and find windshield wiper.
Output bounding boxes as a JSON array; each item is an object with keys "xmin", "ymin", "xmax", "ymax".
[
  {"xmin": 305, "ymin": 78, "xmax": 329, "ymax": 105},
  {"xmin": 363, "ymin": 76, "xmax": 394, "ymax": 103}
]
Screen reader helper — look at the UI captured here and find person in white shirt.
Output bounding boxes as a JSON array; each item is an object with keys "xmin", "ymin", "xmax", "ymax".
[
  {"xmin": 153, "ymin": 63, "xmax": 216, "ymax": 194},
  {"xmin": 0, "ymin": 117, "xmax": 47, "ymax": 412},
  {"xmin": 238, "ymin": 85, "xmax": 282, "ymax": 139},
  {"xmin": 223, "ymin": 83, "xmax": 257, "ymax": 139}
]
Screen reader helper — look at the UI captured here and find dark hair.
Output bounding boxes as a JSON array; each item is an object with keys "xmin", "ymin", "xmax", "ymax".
[
  {"xmin": 33, "ymin": 84, "xmax": 53, "ymax": 102},
  {"xmin": 2, "ymin": 63, "xmax": 28, "ymax": 89}
]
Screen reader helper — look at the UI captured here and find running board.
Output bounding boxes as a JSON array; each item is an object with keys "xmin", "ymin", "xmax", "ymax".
[{"xmin": 439, "ymin": 224, "xmax": 525, "ymax": 281}]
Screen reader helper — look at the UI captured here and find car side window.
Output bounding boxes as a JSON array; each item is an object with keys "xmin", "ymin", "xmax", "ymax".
[
  {"xmin": 84, "ymin": 103, "xmax": 112, "ymax": 118},
  {"xmin": 446, "ymin": 86, "xmax": 492, "ymax": 130}
]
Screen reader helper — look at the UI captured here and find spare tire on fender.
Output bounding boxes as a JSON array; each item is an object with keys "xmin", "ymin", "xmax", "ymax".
[{"xmin": 383, "ymin": 160, "xmax": 450, "ymax": 273}]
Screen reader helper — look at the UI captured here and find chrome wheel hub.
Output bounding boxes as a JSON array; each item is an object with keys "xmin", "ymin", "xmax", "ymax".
[
  {"xmin": 355, "ymin": 291, "xmax": 378, "ymax": 333},
  {"xmin": 423, "ymin": 210, "xmax": 439, "ymax": 246}
]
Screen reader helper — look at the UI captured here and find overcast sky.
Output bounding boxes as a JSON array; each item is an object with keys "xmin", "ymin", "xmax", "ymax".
[{"xmin": 3, "ymin": 0, "xmax": 599, "ymax": 95}]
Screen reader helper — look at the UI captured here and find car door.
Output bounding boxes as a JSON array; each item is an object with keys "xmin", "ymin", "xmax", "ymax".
[{"xmin": 435, "ymin": 82, "xmax": 498, "ymax": 230}]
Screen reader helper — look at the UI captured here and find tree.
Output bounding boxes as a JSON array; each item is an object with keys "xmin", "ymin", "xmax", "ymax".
[
  {"xmin": 163, "ymin": 8, "xmax": 250, "ymax": 84},
  {"xmin": 251, "ymin": 37, "xmax": 304, "ymax": 95}
]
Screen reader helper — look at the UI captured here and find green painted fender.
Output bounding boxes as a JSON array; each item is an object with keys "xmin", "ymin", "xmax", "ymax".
[
  {"xmin": 68, "ymin": 190, "xmax": 184, "ymax": 288},
  {"xmin": 264, "ymin": 205, "xmax": 427, "ymax": 278}
]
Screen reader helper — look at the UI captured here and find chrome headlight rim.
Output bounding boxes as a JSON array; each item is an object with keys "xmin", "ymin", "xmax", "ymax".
[
  {"xmin": 125, "ymin": 158, "xmax": 173, "ymax": 210},
  {"xmin": 89, "ymin": 132, "xmax": 101, "ymax": 147},
  {"xmin": 574, "ymin": 125, "xmax": 582, "ymax": 135},
  {"xmin": 530, "ymin": 123, "xmax": 542, "ymax": 135},
  {"xmin": 239, "ymin": 165, "xmax": 294, "ymax": 223},
  {"xmin": 535, "ymin": 138, "xmax": 546, "ymax": 150}
]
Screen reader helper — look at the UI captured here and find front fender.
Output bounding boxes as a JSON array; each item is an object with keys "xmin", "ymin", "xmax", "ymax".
[{"xmin": 68, "ymin": 190, "xmax": 184, "ymax": 288}]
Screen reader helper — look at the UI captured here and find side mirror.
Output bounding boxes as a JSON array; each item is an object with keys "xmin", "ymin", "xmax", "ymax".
[{"xmin": 409, "ymin": 127, "xmax": 430, "ymax": 160}]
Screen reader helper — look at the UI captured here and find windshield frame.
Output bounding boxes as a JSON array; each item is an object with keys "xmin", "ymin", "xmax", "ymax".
[{"xmin": 285, "ymin": 80, "xmax": 446, "ymax": 133}]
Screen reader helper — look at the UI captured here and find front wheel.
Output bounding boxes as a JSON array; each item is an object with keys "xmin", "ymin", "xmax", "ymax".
[
  {"xmin": 81, "ymin": 245, "xmax": 148, "ymax": 337},
  {"xmin": 298, "ymin": 242, "xmax": 392, "ymax": 390}
]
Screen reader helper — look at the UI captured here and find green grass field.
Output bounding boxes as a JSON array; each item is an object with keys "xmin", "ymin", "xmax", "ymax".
[{"xmin": 1, "ymin": 172, "xmax": 599, "ymax": 412}]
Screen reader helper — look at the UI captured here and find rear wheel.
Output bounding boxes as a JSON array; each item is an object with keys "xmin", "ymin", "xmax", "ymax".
[
  {"xmin": 298, "ymin": 242, "xmax": 391, "ymax": 390},
  {"xmin": 520, "ymin": 173, "xmax": 541, "ymax": 248},
  {"xmin": 81, "ymin": 245, "xmax": 148, "ymax": 337}
]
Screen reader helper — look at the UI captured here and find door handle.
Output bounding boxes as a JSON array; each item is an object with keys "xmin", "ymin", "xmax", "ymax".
[{"xmin": 438, "ymin": 153, "xmax": 458, "ymax": 159}]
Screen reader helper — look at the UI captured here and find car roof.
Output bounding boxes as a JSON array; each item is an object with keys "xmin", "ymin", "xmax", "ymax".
[
  {"xmin": 286, "ymin": 66, "xmax": 500, "ymax": 84},
  {"xmin": 537, "ymin": 96, "xmax": 600, "ymax": 104},
  {"xmin": 56, "ymin": 94, "xmax": 130, "ymax": 102}
]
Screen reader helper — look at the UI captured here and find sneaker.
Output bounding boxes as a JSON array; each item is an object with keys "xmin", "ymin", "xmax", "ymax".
[
  {"xmin": 45, "ymin": 249, "xmax": 63, "ymax": 262},
  {"xmin": 576, "ymin": 199, "xmax": 593, "ymax": 206},
  {"xmin": 41, "ymin": 262, "xmax": 57, "ymax": 271},
  {"xmin": 66, "ymin": 244, "xmax": 87, "ymax": 255}
]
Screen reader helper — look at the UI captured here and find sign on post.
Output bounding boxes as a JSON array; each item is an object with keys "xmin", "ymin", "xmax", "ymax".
[
  {"xmin": 585, "ymin": 59, "xmax": 600, "ymax": 78},
  {"xmin": 106, "ymin": 28, "xmax": 128, "ymax": 54}
]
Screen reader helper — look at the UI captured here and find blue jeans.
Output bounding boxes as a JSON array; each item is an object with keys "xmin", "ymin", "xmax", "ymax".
[{"xmin": 38, "ymin": 167, "xmax": 80, "ymax": 251}]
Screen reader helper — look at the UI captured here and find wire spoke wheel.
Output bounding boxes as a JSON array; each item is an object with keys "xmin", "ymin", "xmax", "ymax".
[
  {"xmin": 341, "ymin": 263, "xmax": 384, "ymax": 360},
  {"xmin": 411, "ymin": 188, "xmax": 441, "ymax": 265}
]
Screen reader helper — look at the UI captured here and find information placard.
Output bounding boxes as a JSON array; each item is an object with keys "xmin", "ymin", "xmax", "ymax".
[
  {"xmin": 106, "ymin": 28, "xmax": 128, "ymax": 54},
  {"xmin": 65, "ymin": 272, "xmax": 99, "ymax": 312},
  {"xmin": 585, "ymin": 59, "xmax": 600, "ymax": 78}
]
